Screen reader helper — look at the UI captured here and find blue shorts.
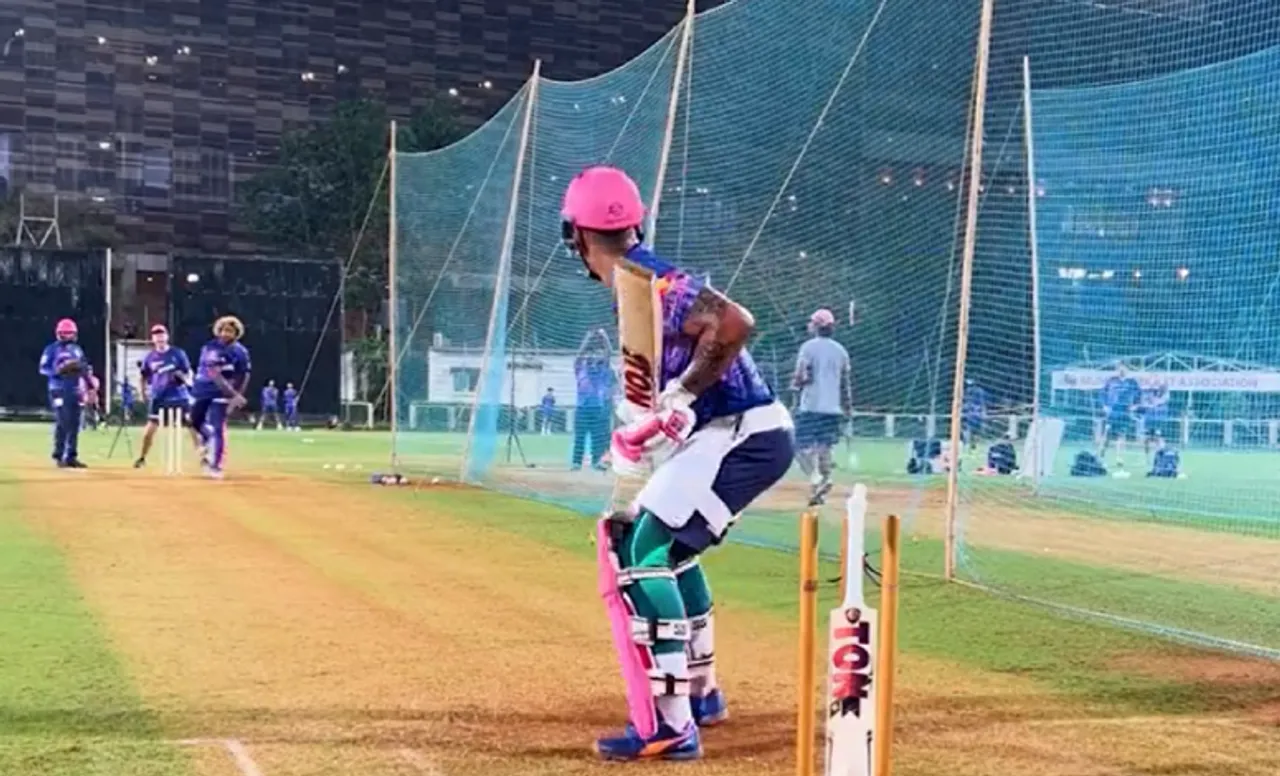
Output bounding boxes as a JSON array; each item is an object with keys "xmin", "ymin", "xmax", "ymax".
[
  {"xmin": 1140, "ymin": 412, "xmax": 1168, "ymax": 439},
  {"xmin": 1105, "ymin": 412, "xmax": 1134, "ymax": 440}
]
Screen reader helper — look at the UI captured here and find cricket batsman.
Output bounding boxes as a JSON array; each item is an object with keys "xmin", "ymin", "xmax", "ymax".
[
  {"xmin": 189, "ymin": 316, "xmax": 251, "ymax": 479},
  {"xmin": 133, "ymin": 324, "xmax": 199, "ymax": 469},
  {"xmin": 38, "ymin": 318, "xmax": 90, "ymax": 468},
  {"xmin": 561, "ymin": 166, "xmax": 795, "ymax": 761}
]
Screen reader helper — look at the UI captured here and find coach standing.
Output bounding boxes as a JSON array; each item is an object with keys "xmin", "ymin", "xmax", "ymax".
[
  {"xmin": 571, "ymin": 328, "xmax": 613, "ymax": 471},
  {"xmin": 792, "ymin": 308, "xmax": 850, "ymax": 504}
]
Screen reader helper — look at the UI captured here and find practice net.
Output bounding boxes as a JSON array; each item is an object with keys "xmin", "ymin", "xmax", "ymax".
[
  {"xmin": 957, "ymin": 2, "xmax": 1280, "ymax": 657},
  {"xmin": 392, "ymin": 0, "xmax": 977, "ymax": 561},
  {"xmin": 392, "ymin": 0, "xmax": 1279, "ymax": 656}
]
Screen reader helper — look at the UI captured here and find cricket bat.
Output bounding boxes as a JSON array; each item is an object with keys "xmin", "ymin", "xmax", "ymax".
[
  {"xmin": 610, "ymin": 261, "xmax": 664, "ymax": 508},
  {"xmin": 825, "ymin": 483, "xmax": 876, "ymax": 776}
]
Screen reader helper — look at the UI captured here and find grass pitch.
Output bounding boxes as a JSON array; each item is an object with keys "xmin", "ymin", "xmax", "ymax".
[{"xmin": 0, "ymin": 422, "xmax": 1277, "ymax": 775}]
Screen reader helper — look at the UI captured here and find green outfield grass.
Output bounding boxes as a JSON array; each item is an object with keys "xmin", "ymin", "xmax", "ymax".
[{"xmin": 0, "ymin": 468, "xmax": 187, "ymax": 775}]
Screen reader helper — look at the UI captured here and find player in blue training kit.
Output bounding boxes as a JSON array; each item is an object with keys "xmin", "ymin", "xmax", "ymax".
[
  {"xmin": 1098, "ymin": 366, "xmax": 1141, "ymax": 471},
  {"xmin": 190, "ymin": 316, "xmax": 251, "ymax": 479},
  {"xmin": 562, "ymin": 166, "xmax": 795, "ymax": 762},
  {"xmin": 961, "ymin": 378, "xmax": 988, "ymax": 452},
  {"xmin": 257, "ymin": 380, "xmax": 280, "ymax": 430},
  {"xmin": 120, "ymin": 378, "xmax": 136, "ymax": 423},
  {"xmin": 38, "ymin": 318, "xmax": 91, "ymax": 468},
  {"xmin": 1138, "ymin": 381, "xmax": 1169, "ymax": 458},
  {"xmin": 283, "ymin": 382, "xmax": 299, "ymax": 430},
  {"xmin": 134, "ymin": 324, "xmax": 198, "ymax": 468}
]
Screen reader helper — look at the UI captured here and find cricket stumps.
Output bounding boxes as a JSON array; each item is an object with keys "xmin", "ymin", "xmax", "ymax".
[{"xmin": 796, "ymin": 488, "xmax": 900, "ymax": 776}]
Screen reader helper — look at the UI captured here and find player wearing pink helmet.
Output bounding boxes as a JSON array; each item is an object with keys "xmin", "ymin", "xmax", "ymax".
[
  {"xmin": 39, "ymin": 318, "xmax": 91, "ymax": 467},
  {"xmin": 793, "ymin": 308, "xmax": 851, "ymax": 503},
  {"xmin": 563, "ymin": 166, "xmax": 795, "ymax": 762}
]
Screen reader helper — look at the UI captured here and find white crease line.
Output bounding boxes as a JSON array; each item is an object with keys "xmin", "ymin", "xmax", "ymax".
[
  {"xmin": 223, "ymin": 739, "xmax": 265, "ymax": 776},
  {"xmin": 172, "ymin": 738, "xmax": 265, "ymax": 776},
  {"xmin": 398, "ymin": 747, "xmax": 444, "ymax": 775}
]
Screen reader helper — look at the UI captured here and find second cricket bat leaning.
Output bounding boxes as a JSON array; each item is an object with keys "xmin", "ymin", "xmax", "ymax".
[{"xmin": 825, "ymin": 483, "xmax": 876, "ymax": 776}]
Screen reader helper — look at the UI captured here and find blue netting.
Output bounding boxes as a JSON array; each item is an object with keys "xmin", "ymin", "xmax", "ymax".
[
  {"xmin": 391, "ymin": 0, "xmax": 1280, "ymax": 658},
  {"xmin": 958, "ymin": 25, "xmax": 1280, "ymax": 658}
]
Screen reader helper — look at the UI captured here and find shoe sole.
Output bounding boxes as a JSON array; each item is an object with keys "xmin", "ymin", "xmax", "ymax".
[
  {"xmin": 593, "ymin": 744, "xmax": 704, "ymax": 762},
  {"xmin": 696, "ymin": 708, "xmax": 729, "ymax": 727}
]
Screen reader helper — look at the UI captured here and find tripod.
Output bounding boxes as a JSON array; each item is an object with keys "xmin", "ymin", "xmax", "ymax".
[
  {"xmin": 503, "ymin": 356, "xmax": 533, "ymax": 468},
  {"xmin": 105, "ymin": 405, "xmax": 134, "ymax": 460}
]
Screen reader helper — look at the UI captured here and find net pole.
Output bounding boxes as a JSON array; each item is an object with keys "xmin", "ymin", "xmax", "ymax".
[
  {"xmin": 103, "ymin": 247, "xmax": 112, "ymax": 412},
  {"xmin": 645, "ymin": 0, "xmax": 695, "ymax": 244},
  {"xmin": 388, "ymin": 119, "xmax": 399, "ymax": 468},
  {"xmin": 460, "ymin": 62, "xmax": 541, "ymax": 482},
  {"xmin": 1022, "ymin": 55, "xmax": 1043, "ymax": 489},
  {"xmin": 943, "ymin": 0, "xmax": 996, "ymax": 581}
]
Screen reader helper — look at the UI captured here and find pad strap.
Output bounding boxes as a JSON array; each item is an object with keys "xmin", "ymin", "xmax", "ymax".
[
  {"xmin": 649, "ymin": 671, "xmax": 690, "ymax": 697},
  {"xmin": 673, "ymin": 557, "xmax": 700, "ymax": 576},
  {"xmin": 616, "ymin": 567, "xmax": 675, "ymax": 586},
  {"xmin": 630, "ymin": 616, "xmax": 691, "ymax": 645}
]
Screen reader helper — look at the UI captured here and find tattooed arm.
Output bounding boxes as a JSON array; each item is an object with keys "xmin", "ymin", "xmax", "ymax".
[{"xmin": 675, "ymin": 286, "xmax": 755, "ymax": 397}]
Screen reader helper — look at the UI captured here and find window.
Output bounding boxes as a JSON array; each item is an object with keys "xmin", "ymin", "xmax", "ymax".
[
  {"xmin": 142, "ymin": 148, "xmax": 170, "ymax": 193},
  {"xmin": 451, "ymin": 367, "xmax": 480, "ymax": 393}
]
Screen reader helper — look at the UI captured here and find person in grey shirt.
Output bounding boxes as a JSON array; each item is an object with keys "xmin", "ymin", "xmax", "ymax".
[{"xmin": 792, "ymin": 308, "xmax": 851, "ymax": 504}]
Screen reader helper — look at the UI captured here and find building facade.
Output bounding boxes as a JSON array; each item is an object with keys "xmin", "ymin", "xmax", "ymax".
[{"xmin": 0, "ymin": 0, "xmax": 707, "ymax": 258}]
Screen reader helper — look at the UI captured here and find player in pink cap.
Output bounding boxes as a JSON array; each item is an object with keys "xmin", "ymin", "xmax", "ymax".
[
  {"xmin": 563, "ymin": 166, "xmax": 795, "ymax": 761},
  {"xmin": 39, "ymin": 318, "xmax": 91, "ymax": 467}
]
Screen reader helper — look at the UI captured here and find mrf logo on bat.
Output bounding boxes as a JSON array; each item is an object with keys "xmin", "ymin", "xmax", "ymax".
[
  {"xmin": 828, "ymin": 607, "xmax": 874, "ymax": 717},
  {"xmin": 621, "ymin": 346, "xmax": 656, "ymax": 411}
]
